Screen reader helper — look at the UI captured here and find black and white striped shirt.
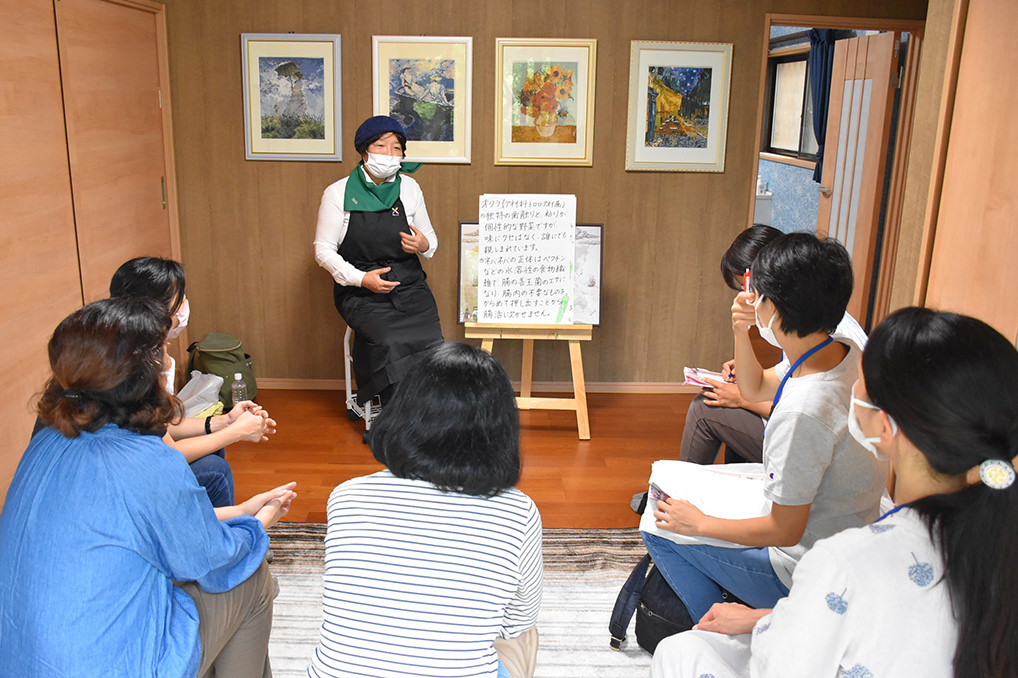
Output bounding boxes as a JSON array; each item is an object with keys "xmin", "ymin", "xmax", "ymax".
[{"xmin": 308, "ymin": 471, "xmax": 543, "ymax": 677}]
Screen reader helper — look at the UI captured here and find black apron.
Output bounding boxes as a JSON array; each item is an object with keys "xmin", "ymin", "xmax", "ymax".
[{"xmin": 334, "ymin": 198, "xmax": 443, "ymax": 404}]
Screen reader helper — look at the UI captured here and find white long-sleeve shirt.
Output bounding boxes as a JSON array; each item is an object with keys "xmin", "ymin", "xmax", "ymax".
[
  {"xmin": 308, "ymin": 470, "xmax": 543, "ymax": 678},
  {"xmin": 313, "ymin": 168, "xmax": 438, "ymax": 287}
]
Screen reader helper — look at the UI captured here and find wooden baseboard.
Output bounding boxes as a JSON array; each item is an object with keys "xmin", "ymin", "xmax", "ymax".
[{"xmin": 257, "ymin": 377, "xmax": 700, "ymax": 395}]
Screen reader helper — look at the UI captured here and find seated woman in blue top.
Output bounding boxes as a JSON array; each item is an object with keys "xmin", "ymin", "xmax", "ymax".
[
  {"xmin": 651, "ymin": 308, "xmax": 1018, "ymax": 677},
  {"xmin": 0, "ymin": 297, "xmax": 296, "ymax": 677}
]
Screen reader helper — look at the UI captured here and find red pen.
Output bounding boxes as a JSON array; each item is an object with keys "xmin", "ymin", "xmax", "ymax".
[{"xmin": 743, "ymin": 269, "xmax": 751, "ymax": 293}]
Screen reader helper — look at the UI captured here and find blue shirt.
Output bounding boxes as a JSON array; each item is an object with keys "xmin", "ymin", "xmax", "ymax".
[{"xmin": 0, "ymin": 425, "xmax": 268, "ymax": 677}]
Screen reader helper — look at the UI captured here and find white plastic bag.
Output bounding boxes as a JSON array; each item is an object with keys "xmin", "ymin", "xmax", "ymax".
[{"xmin": 176, "ymin": 370, "xmax": 224, "ymax": 417}]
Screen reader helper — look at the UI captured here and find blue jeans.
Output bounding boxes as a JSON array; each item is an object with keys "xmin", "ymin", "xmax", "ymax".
[
  {"xmin": 496, "ymin": 660, "xmax": 510, "ymax": 678},
  {"xmin": 189, "ymin": 450, "xmax": 234, "ymax": 508},
  {"xmin": 642, "ymin": 532, "xmax": 790, "ymax": 621}
]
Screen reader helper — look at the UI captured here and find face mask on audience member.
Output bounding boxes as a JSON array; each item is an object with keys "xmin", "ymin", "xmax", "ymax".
[
  {"xmin": 166, "ymin": 298, "xmax": 189, "ymax": 340},
  {"xmin": 754, "ymin": 297, "xmax": 782, "ymax": 349},
  {"xmin": 364, "ymin": 153, "xmax": 403, "ymax": 180},
  {"xmin": 848, "ymin": 395, "xmax": 897, "ymax": 460}
]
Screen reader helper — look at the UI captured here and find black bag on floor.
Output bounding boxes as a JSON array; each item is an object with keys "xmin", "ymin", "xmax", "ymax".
[{"xmin": 608, "ymin": 554, "xmax": 694, "ymax": 654}]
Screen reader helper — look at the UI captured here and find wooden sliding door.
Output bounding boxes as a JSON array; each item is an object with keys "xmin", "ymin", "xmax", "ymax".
[
  {"xmin": 0, "ymin": 0, "xmax": 83, "ymax": 503},
  {"xmin": 56, "ymin": 0, "xmax": 179, "ymax": 303}
]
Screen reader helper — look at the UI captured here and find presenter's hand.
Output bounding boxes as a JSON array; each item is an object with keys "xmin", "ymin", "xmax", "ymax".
[
  {"xmin": 362, "ymin": 267, "xmax": 400, "ymax": 294},
  {"xmin": 694, "ymin": 603, "xmax": 772, "ymax": 636},
  {"xmin": 701, "ymin": 379, "xmax": 746, "ymax": 409},
  {"xmin": 654, "ymin": 498, "xmax": 705, "ymax": 536},
  {"xmin": 400, "ymin": 224, "xmax": 430, "ymax": 254},
  {"xmin": 731, "ymin": 291, "xmax": 756, "ymax": 335}
]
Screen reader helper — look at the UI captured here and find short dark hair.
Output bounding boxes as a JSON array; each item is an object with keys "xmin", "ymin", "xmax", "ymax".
[
  {"xmin": 750, "ymin": 232, "xmax": 853, "ymax": 337},
  {"xmin": 720, "ymin": 224, "xmax": 782, "ymax": 291},
  {"xmin": 863, "ymin": 307, "xmax": 1018, "ymax": 678},
  {"xmin": 37, "ymin": 297, "xmax": 181, "ymax": 437},
  {"xmin": 109, "ymin": 257, "xmax": 186, "ymax": 316},
  {"xmin": 369, "ymin": 342, "xmax": 520, "ymax": 497}
]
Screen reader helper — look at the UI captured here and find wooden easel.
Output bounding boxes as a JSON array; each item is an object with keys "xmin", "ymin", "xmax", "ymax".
[{"xmin": 464, "ymin": 322, "xmax": 592, "ymax": 439}]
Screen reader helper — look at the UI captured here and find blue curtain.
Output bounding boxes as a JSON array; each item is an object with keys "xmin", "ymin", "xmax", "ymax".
[{"xmin": 808, "ymin": 29, "xmax": 837, "ymax": 183}]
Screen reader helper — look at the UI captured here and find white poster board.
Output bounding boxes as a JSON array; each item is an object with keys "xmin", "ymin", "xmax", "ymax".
[{"xmin": 476, "ymin": 194, "xmax": 577, "ymax": 323}]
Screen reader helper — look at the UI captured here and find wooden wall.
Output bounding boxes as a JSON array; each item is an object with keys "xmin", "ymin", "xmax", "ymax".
[
  {"xmin": 890, "ymin": 0, "xmax": 955, "ymax": 310},
  {"xmin": 0, "ymin": 1, "xmax": 86, "ymax": 504},
  {"xmin": 163, "ymin": 0, "xmax": 928, "ymax": 387}
]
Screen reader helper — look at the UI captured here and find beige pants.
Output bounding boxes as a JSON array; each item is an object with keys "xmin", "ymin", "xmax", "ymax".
[
  {"xmin": 494, "ymin": 626, "xmax": 540, "ymax": 678},
  {"xmin": 177, "ymin": 560, "xmax": 278, "ymax": 678}
]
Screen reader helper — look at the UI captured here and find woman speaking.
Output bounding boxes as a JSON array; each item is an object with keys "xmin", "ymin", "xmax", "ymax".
[{"xmin": 314, "ymin": 115, "xmax": 443, "ymax": 410}]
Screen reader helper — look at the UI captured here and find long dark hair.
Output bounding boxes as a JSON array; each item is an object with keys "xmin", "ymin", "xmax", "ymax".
[
  {"xmin": 369, "ymin": 342, "xmax": 520, "ymax": 497},
  {"xmin": 37, "ymin": 297, "xmax": 182, "ymax": 437},
  {"xmin": 863, "ymin": 307, "xmax": 1018, "ymax": 677}
]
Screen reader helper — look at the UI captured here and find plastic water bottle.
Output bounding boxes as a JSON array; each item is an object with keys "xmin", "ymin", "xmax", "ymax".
[{"xmin": 230, "ymin": 372, "xmax": 248, "ymax": 405}]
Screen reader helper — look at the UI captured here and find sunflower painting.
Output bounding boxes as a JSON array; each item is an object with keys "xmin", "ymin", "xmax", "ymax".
[{"xmin": 511, "ymin": 61, "xmax": 578, "ymax": 143}]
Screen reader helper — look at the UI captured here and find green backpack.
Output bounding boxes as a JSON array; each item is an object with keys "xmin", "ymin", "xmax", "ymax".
[{"xmin": 186, "ymin": 332, "xmax": 257, "ymax": 408}]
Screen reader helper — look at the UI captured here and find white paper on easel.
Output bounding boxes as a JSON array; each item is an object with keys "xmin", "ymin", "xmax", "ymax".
[
  {"xmin": 640, "ymin": 460, "xmax": 772, "ymax": 548},
  {"xmin": 477, "ymin": 194, "xmax": 575, "ymax": 323}
]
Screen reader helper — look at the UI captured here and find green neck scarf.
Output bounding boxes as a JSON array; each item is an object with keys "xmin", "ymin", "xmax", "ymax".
[{"xmin": 343, "ymin": 162, "xmax": 422, "ymax": 212}]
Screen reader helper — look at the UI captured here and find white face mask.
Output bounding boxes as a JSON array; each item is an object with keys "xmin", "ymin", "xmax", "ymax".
[
  {"xmin": 364, "ymin": 153, "xmax": 403, "ymax": 180},
  {"xmin": 166, "ymin": 298, "xmax": 189, "ymax": 340},
  {"xmin": 847, "ymin": 395, "xmax": 897, "ymax": 461},
  {"xmin": 754, "ymin": 298, "xmax": 782, "ymax": 349}
]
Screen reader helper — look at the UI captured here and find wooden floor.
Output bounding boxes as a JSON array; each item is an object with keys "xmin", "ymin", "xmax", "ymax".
[{"xmin": 229, "ymin": 389, "xmax": 696, "ymax": 528}]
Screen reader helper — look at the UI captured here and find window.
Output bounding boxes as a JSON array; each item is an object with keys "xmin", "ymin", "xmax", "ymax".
[{"xmin": 762, "ymin": 51, "xmax": 819, "ymax": 161}]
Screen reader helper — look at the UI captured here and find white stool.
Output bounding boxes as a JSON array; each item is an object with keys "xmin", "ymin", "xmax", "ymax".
[{"xmin": 344, "ymin": 326, "xmax": 380, "ymax": 431}]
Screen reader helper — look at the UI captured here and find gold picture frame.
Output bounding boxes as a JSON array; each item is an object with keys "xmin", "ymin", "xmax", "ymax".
[{"xmin": 494, "ymin": 38, "xmax": 597, "ymax": 166}]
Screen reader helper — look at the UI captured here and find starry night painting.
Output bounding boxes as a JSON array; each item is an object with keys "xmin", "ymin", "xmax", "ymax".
[{"xmin": 644, "ymin": 66, "xmax": 711, "ymax": 148}]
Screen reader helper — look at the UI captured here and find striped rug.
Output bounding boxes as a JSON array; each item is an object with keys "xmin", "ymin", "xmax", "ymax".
[{"xmin": 266, "ymin": 523, "xmax": 653, "ymax": 677}]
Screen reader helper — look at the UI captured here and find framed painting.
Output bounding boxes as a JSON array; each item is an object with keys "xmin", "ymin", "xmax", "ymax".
[
  {"xmin": 625, "ymin": 41, "xmax": 733, "ymax": 172},
  {"xmin": 494, "ymin": 38, "xmax": 596, "ymax": 166},
  {"xmin": 241, "ymin": 33, "xmax": 342, "ymax": 162},
  {"xmin": 372, "ymin": 36, "xmax": 472, "ymax": 164},
  {"xmin": 458, "ymin": 222, "xmax": 603, "ymax": 325}
]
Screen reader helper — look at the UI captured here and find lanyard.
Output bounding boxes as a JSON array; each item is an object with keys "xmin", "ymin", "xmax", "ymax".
[
  {"xmin": 875, "ymin": 501, "xmax": 913, "ymax": 523},
  {"xmin": 770, "ymin": 335, "xmax": 834, "ymax": 415}
]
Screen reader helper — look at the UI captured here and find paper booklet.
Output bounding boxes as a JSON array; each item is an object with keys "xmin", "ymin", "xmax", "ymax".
[
  {"xmin": 682, "ymin": 367, "xmax": 728, "ymax": 388},
  {"xmin": 640, "ymin": 460, "xmax": 772, "ymax": 549}
]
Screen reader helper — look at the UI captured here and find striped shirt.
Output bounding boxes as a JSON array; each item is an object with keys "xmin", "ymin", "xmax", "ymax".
[{"xmin": 308, "ymin": 470, "xmax": 543, "ymax": 678}]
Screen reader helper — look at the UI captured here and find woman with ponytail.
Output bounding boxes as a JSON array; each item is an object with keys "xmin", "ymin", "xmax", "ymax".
[{"xmin": 650, "ymin": 307, "xmax": 1018, "ymax": 677}]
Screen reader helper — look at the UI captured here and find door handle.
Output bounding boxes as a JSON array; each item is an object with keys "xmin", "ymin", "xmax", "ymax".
[{"xmin": 819, "ymin": 186, "xmax": 833, "ymax": 197}]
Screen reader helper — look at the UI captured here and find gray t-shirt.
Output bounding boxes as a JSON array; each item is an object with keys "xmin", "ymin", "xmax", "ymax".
[{"xmin": 764, "ymin": 335, "xmax": 888, "ymax": 586}]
